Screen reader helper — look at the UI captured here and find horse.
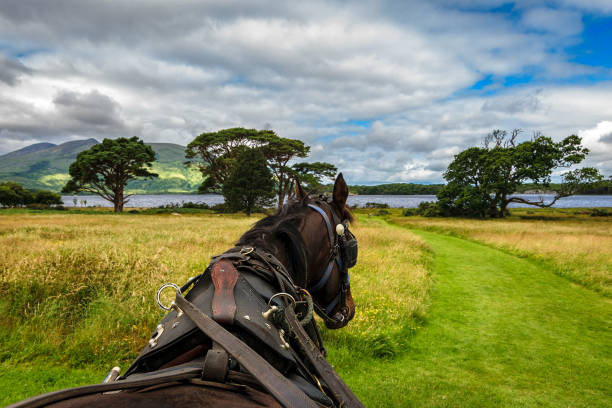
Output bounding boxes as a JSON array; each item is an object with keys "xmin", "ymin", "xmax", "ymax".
[{"xmin": 10, "ymin": 174, "xmax": 364, "ymax": 408}]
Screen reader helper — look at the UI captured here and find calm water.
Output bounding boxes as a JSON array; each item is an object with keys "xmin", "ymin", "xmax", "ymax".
[{"xmin": 62, "ymin": 194, "xmax": 612, "ymax": 208}]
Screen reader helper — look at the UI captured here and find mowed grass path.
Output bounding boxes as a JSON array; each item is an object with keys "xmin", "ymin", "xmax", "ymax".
[{"xmin": 336, "ymin": 224, "xmax": 611, "ymax": 407}]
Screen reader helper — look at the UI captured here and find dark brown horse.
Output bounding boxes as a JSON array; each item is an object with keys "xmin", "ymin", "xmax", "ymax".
[{"xmin": 10, "ymin": 174, "xmax": 363, "ymax": 408}]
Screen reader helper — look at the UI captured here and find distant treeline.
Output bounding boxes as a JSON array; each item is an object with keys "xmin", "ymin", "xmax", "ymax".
[
  {"xmin": 515, "ymin": 180, "xmax": 612, "ymax": 195},
  {"xmin": 318, "ymin": 180, "xmax": 612, "ymax": 196},
  {"xmin": 320, "ymin": 183, "xmax": 445, "ymax": 195}
]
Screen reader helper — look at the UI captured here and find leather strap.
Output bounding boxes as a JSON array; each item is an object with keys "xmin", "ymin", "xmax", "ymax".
[
  {"xmin": 284, "ymin": 307, "xmax": 365, "ymax": 408},
  {"xmin": 308, "ymin": 204, "xmax": 335, "ymax": 245},
  {"xmin": 202, "ymin": 342, "xmax": 229, "ymax": 382},
  {"xmin": 174, "ymin": 293, "xmax": 318, "ymax": 408},
  {"xmin": 211, "ymin": 260, "xmax": 239, "ymax": 326}
]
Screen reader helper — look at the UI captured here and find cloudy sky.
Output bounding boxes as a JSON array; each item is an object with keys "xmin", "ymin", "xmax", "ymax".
[{"xmin": 1, "ymin": 0, "xmax": 611, "ymax": 184}]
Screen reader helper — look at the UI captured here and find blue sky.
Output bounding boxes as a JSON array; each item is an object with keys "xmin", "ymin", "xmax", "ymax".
[{"xmin": 0, "ymin": 0, "xmax": 611, "ymax": 183}]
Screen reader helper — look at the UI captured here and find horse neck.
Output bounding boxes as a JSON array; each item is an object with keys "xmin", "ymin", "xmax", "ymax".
[{"xmin": 238, "ymin": 231, "xmax": 306, "ymax": 287}]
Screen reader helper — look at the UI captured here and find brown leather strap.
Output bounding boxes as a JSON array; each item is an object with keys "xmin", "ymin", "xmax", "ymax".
[
  {"xmin": 284, "ymin": 307, "xmax": 365, "ymax": 408},
  {"xmin": 202, "ymin": 342, "xmax": 229, "ymax": 382},
  {"xmin": 211, "ymin": 260, "xmax": 239, "ymax": 326},
  {"xmin": 174, "ymin": 294, "xmax": 318, "ymax": 408}
]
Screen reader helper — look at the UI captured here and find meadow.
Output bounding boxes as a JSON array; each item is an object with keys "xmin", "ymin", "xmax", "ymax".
[
  {"xmin": 0, "ymin": 210, "xmax": 430, "ymax": 405},
  {"xmin": 390, "ymin": 207, "xmax": 612, "ymax": 297},
  {"xmin": 0, "ymin": 208, "xmax": 610, "ymax": 407}
]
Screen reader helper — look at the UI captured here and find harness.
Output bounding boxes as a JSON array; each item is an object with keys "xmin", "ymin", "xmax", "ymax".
[{"xmin": 307, "ymin": 201, "xmax": 358, "ymax": 324}]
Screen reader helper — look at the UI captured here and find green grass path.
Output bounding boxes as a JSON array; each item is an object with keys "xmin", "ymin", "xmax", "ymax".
[{"xmin": 340, "ymin": 227, "xmax": 611, "ymax": 407}]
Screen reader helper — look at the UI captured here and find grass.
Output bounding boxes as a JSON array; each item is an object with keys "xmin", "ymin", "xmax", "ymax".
[
  {"xmin": 0, "ymin": 210, "xmax": 431, "ymax": 405},
  {"xmin": 321, "ymin": 217, "xmax": 431, "ymax": 361},
  {"xmin": 389, "ymin": 207, "xmax": 612, "ymax": 297},
  {"xmin": 1, "ymin": 209, "xmax": 610, "ymax": 406},
  {"xmin": 336, "ymin": 227, "xmax": 611, "ymax": 407}
]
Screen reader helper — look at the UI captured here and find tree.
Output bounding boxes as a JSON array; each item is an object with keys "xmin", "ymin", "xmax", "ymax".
[
  {"xmin": 34, "ymin": 190, "xmax": 62, "ymax": 206},
  {"xmin": 222, "ymin": 148, "xmax": 275, "ymax": 216},
  {"xmin": 62, "ymin": 137, "xmax": 157, "ymax": 212},
  {"xmin": 0, "ymin": 182, "xmax": 34, "ymax": 207},
  {"xmin": 259, "ymin": 135, "xmax": 310, "ymax": 208},
  {"xmin": 291, "ymin": 161, "xmax": 337, "ymax": 194},
  {"xmin": 185, "ymin": 127, "xmax": 312, "ymax": 208},
  {"xmin": 185, "ymin": 128, "xmax": 272, "ymax": 192},
  {"xmin": 438, "ymin": 130, "xmax": 603, "ymax": 218}
]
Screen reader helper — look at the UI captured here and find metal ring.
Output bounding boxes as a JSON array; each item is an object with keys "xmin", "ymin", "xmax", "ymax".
[
  {"xmin": 268, "ymin": 292, "xmax": 296, "ymax": 309},
  {"xmin": 240, "ymin": 247, "xmax": 254, "ymax": 255},
  {"xmin": 156, "ymin": 283, "xmax": 182, "ymax": 311}
]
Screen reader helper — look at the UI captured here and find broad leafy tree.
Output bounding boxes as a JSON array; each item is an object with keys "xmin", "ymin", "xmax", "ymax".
[
  {"xmin": 185, "ymin": 128, "xmax": 272, "ymax": 192},
  {"xmin": 62, "ymin": 137, "xmax": 157, "ymax": 212},
  {"xmin": 222, "ymin": 148, "xmax": 275, "ymax": 216},
  {"xmin": 186, "ymin": 127, "xmax": 312, "ymax": 208},
  {"xmin": 0, "ymin": 182, "xmax": 33, "ymax": 207},
  {"xmin": 438, "ymin": 130, "xmax": 603, "ymax": 218},
  {"xmin": 292, "ymin": 161, "xmax": 337, "ymax": 194},
  {"xmin": 34, "ymin": 190, "xmax": 62, "ymax": 206},
  {"xmin": 0, "ymin": 182, "xmax": 62, "ymax": 208},
  {"xmin": 259, "ymin": 135, "xmax": 309, "ymax": 208},
  {"xmin": 2, "ymin": 182, "xmax": 33, "ymax": 206}
]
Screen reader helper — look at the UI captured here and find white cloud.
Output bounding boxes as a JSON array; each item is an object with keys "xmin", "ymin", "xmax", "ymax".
[
  {"xmin": 0, "ymin": 1, "xmax": 611, "ymax": 183},
  {"xmin": 578, "ymin": 121, "xmax": 612, "ymax": 176},
  {"xmin": 521, "ymin": 7, "xmax": 583, "ymax": 36}
]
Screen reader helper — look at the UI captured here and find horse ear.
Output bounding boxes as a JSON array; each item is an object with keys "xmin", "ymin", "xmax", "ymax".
[
  {"xmin": 295, "ymin": 178, "xmax": 307, "ymax": 201},
  {"xmin": 332, "ymin": 173, "xmax": 348, "ymax": 210}
]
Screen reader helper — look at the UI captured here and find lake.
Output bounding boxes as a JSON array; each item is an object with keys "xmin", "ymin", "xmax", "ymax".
[{"xmin": 61, "ymin": 194, "xmax": 612, "ymax": 208}]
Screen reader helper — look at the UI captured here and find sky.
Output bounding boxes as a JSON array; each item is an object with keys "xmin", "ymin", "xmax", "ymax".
[{"xmin": 0, "ymin": 0, "xmax": 611, "ymax": 184}]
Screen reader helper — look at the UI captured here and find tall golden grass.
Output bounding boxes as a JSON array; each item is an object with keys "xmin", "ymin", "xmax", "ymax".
[
  {"xmin": 392, "ymin": 209, "xmax": 612, "ymax": 296},
  {"xmin": 1, "ymin": 213, "xmax": 257, "ymax": 365},
  {"xmin": 0, "ymin": 211, "xmax": 431, "ymax": 368}
]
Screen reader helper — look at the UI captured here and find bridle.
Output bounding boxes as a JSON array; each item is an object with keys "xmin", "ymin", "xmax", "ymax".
[{"xmin": 306, "ymin": 199, "xmax": 358, "ymax": 325}]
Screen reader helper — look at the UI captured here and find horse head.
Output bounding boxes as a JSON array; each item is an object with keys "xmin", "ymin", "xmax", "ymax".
[{"xmin": 295, "ymin": 173, "xmax": 357, "ymax": 329}]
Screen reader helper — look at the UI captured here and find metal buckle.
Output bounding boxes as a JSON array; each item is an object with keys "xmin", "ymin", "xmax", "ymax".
[{"xmin": 240, "ymin": 247, "xmax": 254, "ymax": 255}]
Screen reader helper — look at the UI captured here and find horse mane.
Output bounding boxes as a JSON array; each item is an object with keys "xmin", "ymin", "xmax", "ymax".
[{"xmin": 236, "ymin": 198, "xmax": 310, "ymax": 286}]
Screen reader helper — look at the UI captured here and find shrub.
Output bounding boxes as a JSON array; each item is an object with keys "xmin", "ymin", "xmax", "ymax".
[
  {"xmin": 590, "ymin": 208, "xmax": 611, "ymax": 217},
  {"xmin": 181, "ymin": 201, "xmax": 210, "ymax": 209},
  {"xmin": 0, "ymin": 182, "xmax": 34, "ymax": 207},
  {"xmin": 25, "ymin": 203, "xmax": 48, "ymax": 210},
  {"xmin": 402, "ymin": 208, "xmax": 418, "ymax": 216},
  {"xmin": 416, "ymin": 201, "xmax": 442, "ymax": 217},
  {"xmin": 34, "ymin": 190, "xmax": 62, "ymax": 206},
  {"xmin": 211, "ymin": 203, "xmax": 232, "ymax": 213},
  {"xmin": 365, "ymin": 202, "xmax": 389, "ymax": 209}
]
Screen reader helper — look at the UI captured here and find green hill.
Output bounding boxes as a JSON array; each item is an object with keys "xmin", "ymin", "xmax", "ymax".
[{"xmin": 0, "ymin": 140, "xmax": 203, "ymax": 193}]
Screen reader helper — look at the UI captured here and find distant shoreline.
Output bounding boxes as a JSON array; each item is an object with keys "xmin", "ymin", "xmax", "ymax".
[{"xmin": 60, "ymin": 193, "xmax": 612, "ymax": 209}]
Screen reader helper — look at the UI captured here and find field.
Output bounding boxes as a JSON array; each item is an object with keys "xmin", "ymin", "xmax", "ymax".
[
  {"xmin": 0, "ymin": 208, "xmax": 610, "ymax": 407},
  {"xmin": 390, "ymin": 207, "xmax": 612, "ymax": 297}
]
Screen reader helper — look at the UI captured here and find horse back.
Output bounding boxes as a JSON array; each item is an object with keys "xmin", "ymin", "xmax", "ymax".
[{"xmin": 44, "ymin": 382, "xmax": 283, "ymax": 408}]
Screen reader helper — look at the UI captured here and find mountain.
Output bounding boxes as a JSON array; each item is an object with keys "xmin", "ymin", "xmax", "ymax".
[
  {"xmin": 1, "ymin": 142, "xmax": 57, "ymax": 158},
  {"xmin": 0, "ymin": 139, "xmax": 203, "ymax": 193}
]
